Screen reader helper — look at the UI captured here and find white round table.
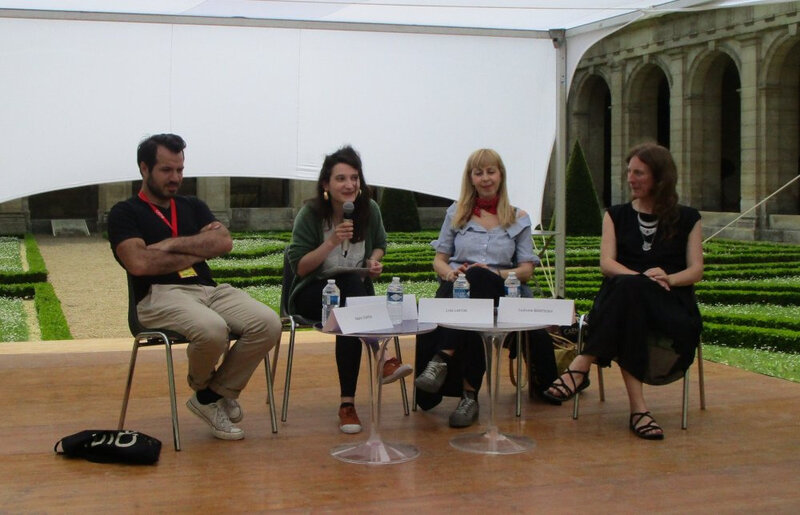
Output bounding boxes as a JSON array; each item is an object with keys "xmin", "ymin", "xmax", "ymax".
[
  {"xmin": 439, "ymin": 320, "xmax": 546, "ymax": 455},
  {"xmin": 318, "ymin": 320, "xmax": 437, "ymax": 465}
]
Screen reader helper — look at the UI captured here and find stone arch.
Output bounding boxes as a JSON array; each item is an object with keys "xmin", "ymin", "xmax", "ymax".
[
  {"xmin": 762, "ymin": 34, "xmax": 800, "ymax": 215},
  {"xmin": 569, "ymin": 71, "xmax": 612, "ymax": 207},
  {"xmin": 624, "ymin": 60, "xmax": 671, "ymax": 149},
  {"xmin": 686, "ymin": 49, "xmax": 741, "ymax": 211}
]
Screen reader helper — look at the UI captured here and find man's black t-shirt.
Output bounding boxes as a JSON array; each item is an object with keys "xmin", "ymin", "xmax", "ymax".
[{"xmin": 107, "ymin": 195, "xmax": 217, "ymax": 303}]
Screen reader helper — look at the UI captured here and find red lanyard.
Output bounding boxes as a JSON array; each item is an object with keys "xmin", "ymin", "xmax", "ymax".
[{"xmin": 138, "ymin": 191, "xmax": 178, "ymax": 238}]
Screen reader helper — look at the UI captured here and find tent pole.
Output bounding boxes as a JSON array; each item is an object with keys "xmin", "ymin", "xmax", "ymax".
[{"xmin": 550, "ymin": 29, "xmax": 567, "ymax": 299}]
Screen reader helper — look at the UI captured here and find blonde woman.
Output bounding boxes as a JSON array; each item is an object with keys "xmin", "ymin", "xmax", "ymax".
[{"xmin": 414, "ymin": 149, "xmax": 558, "ymax": 427}]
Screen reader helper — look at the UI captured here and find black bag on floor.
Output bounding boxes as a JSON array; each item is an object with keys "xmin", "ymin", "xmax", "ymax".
[{"xmin": 54, "ymin": 430, "xmax": 161, "ymax": 465}]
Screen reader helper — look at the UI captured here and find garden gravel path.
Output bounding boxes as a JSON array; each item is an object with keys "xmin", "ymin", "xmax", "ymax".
[{"xmin": 35, "ymin": 235, "xmax": 129, "ymax": 339}]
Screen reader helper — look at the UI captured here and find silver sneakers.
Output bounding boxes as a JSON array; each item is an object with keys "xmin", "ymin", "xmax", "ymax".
[
  {"xmin": 414, "ymin": 358, "xmax": 447, "ymax": 393},
  {"xmin": 448, "ymin": 395, "xmax": 479, "ymax": 428},
  {"xmin": 219, "ymin": 397, "xmax": 243, "ymax": 423},
  {"xmin": 186, "ymin": 394, "xmax": 245, "ymax": 440}
]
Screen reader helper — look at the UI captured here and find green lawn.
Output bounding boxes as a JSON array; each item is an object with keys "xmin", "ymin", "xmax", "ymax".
[{"xmin": 0, "ymin": 296, "xmax": 27, "ymax": 341}]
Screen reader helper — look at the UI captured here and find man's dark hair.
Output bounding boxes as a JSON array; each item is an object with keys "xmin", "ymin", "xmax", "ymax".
[{"xmin": 137, "ymin": 134, "xmax": 186, "ymax": 172}]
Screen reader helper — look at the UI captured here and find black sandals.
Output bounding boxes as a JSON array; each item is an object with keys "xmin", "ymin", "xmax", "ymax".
[
  {"xmin": 542, "ymin": 369, "xmax": 590, "ymax": 403},
  {"xmin": 629, "ymin": 411, "xmax": 665, "ymax": 440}
]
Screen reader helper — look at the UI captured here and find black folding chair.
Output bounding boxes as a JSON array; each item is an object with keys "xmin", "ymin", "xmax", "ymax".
[
  {"xmin": 279, "ymin": 249, "xmax": 409, "ymax": 422},
  {"xmin": 571, "ymin": 315, "xmax": 706, "ymax": 429},
  {"xmin": 118, "ymin": 276, "xmax": 279, "ymax": 451}
]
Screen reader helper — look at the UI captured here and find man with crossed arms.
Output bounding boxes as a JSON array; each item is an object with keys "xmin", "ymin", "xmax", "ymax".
[{"xmin": 108, "ymin": 133, "xmax": 281, "ymax": 441}]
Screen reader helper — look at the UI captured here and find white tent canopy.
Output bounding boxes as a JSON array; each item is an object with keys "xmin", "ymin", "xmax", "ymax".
[{"xmin": 0, "ymin": 0, "xmax": 761, "ymax": 218}]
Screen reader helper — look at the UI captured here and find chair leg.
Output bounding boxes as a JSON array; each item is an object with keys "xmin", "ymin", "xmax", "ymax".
[
  {"xmin": 572, "ymin": 365, "xmax": 603, "ymax": 421},
  {"xmin": 163, "ymin": 337, "xmax": 182, "ymax": 452},
  {"xmin": 597, "ymin": 366, "xmax": 605, "ymax": 401},
  {"xmin": 411, "ymin": 373, "xmax": 418, "ymax": 412},
  {"xmin": 118, "ymin": 339, "xmax": 142, "ymax": 431},
  {"xmin": 394, "ymin": 336, "xmax": 410, "ymax": 416},
  {"xmin": 572, "ymin": 315, "xmax": 587, "ymax": 420},
  {"xmin": 264, "ymin": 350, "xmax": 278, "ymax": 434},
  {"xmin": 270, "ymin": 335, "xmax": 281, "ymax": 389},
  {"xmin": 280, "ymin": 321, "xmax": 297, "ymax": 422},
  {"xmin": 516, "ymin": 331, "xmax": 524, "ymax": 417},
  {"xmin": 697, "ymin": 340, "xmax": 706, "ymax": 410},
  {"xmin": 572, "ymin": 380, "xmax": 581, "ymax": 419},
  {"xmin": 682, "ymin": 367, "xmax": 690, "ymax": 429}
]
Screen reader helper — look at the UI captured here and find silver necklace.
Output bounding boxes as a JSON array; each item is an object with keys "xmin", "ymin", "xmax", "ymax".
[{"xmin": 637, "ymin": 213, "xmax": 658, "ymax": 251}]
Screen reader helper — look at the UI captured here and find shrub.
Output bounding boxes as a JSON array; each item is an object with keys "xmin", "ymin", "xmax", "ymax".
[
  {"xmin": 702, "ymin": 322, "xmax": 800, "ymax": 354},
  {"xmin": 24, "ymin": 234, "xmax": 47, "ymax": 275},
  {"xmin": 34, "ymin": 283, "xmax": 72, "ymax": 340},
  {"xmin": 379, "ymin": 188, "xmax": 421, "ymax": 232},
  {"xmin": 204, "ymin": 231, "xmax": 799, "ymax": 358},
  {"xmin": 0, "ymin": 235, "xmax": 47, "ymax": 284},
  {"xmin": 0, "ymin": 284, "xmax": 35, "ymax": 297},
  {"xmin": 565, "ymin": 140, "xmax": 602, "ymax": 236}
]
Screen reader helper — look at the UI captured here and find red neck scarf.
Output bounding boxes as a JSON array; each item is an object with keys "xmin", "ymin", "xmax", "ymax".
[{"xmin": 472, "ymin": 196, "xmax": 499, "ymax": 217}]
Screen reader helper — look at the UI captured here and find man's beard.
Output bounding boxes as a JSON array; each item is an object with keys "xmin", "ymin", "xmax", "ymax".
[{"xmin": 146, "ymin": 176, "xmax": 179, "ymax": 202}]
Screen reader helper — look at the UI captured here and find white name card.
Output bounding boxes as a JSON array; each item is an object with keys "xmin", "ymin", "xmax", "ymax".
[
  {"xmin": 418, "ymin": 298, "xmax": 494, "ymax": 325},
  {"xmin": 322, "ymin": 302, "xmax": 394, "ymax": 334},
  {"xmin": 345, "ymin": 294, "xmax": 418, "ymax": 320},
  {"xmin": 497, "ymin": 297, "xmax": 574, "ymax": 326}
]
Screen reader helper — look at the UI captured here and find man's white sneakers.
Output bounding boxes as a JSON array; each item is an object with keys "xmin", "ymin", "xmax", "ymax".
[{"xmin": 186, "ymin": 394, "xmax": 245, "ymax": 440}]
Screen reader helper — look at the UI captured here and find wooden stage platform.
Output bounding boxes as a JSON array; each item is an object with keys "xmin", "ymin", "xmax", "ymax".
[{"xmin": 1, "ymin": 332, "xmax": 799, "ymax": 513}]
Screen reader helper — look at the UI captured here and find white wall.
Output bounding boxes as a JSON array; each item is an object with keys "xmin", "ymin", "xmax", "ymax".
[{"xmin": 0, "ymin": 17, "xmax": 559, "ymax": 223}]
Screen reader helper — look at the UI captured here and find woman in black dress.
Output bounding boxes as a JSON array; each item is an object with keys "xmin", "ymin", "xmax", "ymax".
[{"xmin": 543, "ymin": 143, "xmax": 703, "ymax": 440}]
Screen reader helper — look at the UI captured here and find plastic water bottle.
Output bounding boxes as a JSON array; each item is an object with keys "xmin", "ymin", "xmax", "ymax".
[
  {"xmin": 453, "ymin": 273, "xmax": 470, "ymax": 299},
  {"xmin": 386, "ymin": 276, "xmax": 404, "ymax": 325},
  {"xmin": 504, "ymin": 271, "xmax": 521, "ymax": 297},
  {"xmin": 321, "ymin": 279, "xmax": 340, "ymax": 325}
]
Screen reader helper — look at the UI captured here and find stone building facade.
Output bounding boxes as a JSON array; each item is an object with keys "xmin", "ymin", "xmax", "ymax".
[
  {"xmin": 563, "ymin": 2, "xmax": 800, "ymax": 241},
  {"xmin": 1, "ymin": 3, "xmax": 798, "ymax": 241}
]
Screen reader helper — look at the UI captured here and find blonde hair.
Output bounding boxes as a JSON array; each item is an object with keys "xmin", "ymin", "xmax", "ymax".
[{"xmin": 452, "ymin": 149, "xmax": 515, "ymax": 228}]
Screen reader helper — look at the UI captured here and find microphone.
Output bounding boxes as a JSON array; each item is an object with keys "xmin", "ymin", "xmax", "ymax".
[{"xmin": 341, "ymin": 201, "xmax": 354, "ymax": 257}]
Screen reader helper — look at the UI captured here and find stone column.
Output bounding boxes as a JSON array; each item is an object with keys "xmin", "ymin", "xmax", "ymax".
[
  {"xmin": 197, "ymin": 177, "xmax": 231, "ymax": 227},
  {"xmin": 738, "ymin": 35, "xmax": 763, "ymax": 229},
  {"xmin": 0, "ymin": 198, "xmax": 30, "ymax": 234},
  {"xmin": 97, "ymin": 182, "xmax": 132, "ymax": 231},
  {"xmin": 667, "ymin": 49, "xmax": 690, "ymax": 202},
  {"xmin": 609, "ymin": 60, "xmax": 627, "ymax": 205},
  {"xmin": 290, "ymin": 180, "xmax": 317, "ymax": 211}
]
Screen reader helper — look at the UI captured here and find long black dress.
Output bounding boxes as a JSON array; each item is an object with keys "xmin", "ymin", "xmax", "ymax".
[{"xmin": 584, "ymin": 203, "xmax": 702, "ymax": 385}]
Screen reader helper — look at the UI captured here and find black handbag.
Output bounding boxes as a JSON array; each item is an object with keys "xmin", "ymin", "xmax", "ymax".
[{"xmin": 54, "ymin": 430, "xmax": 161, "ymax": 465}]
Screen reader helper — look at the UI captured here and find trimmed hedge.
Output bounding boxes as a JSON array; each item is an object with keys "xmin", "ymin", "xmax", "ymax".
[
  {"xmin": 223, "ymin": 276, "xmax": 282, "ymax": 288},
  {"xmin": 213, "ymin": 265, "xmax": 283, "ymax": 278},
  {"xmin": 24, "ymin": 234, "xmax": 47, "ymax": 276},
  {"xmin": 226, "ymin": 242, "xmax": 288, "ymax": 258},
  {"xmin": 230, "ymin": 231, "xmax": 292, "ymax": 241},
  {"xmin": 702, "ymin": 312, "xmax": 800, "ymax": 332},
  {"xmin": 0, "ymin": 237, "xmax": 69, "ymax": 341},
  {"xmin": 0, "ymin": 284, "xmax": 35, "ymax": 298},
  {"xmin": 565, "ymin": 140, "xmax": 602, "ymax": 236},
  {"xmin": 565, "ymin": 286, "xmax": 800, "ymax": 306},
  {"xmin": 380, "ymin": 188, "xmax": 422, "ymax": 232},
  {"xmin": 34, "ymin": 283, "xmax": 72, "ymax": 340},
  {"xmin": 0, "ymin": 234, "xmax": 48, "ymax": 284},
  {"xmin": 203, "ymin": 233, "xmax": 800, "ymax": 357},
  {"xmin": 702, "ymin": 322, "xmax": 800, "ymax": 354}
]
